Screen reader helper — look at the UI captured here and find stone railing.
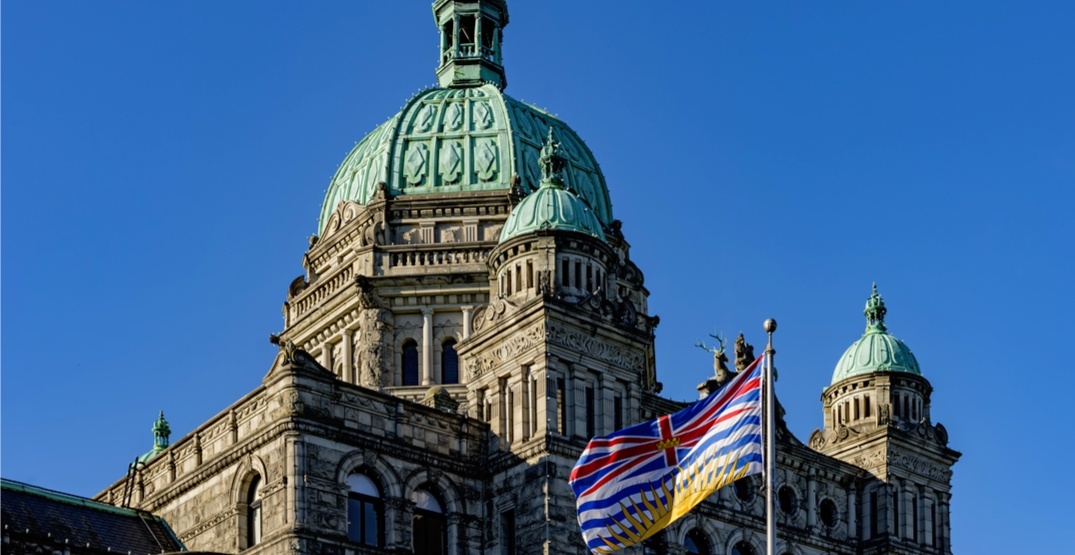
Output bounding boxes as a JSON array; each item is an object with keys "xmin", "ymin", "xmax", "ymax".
[
  {"xmin": 385, "ymin": 247, "xmax": 488, "ymax": 270},
  {"xmin": 292, "ymin": 265, "xmax": 354, "ymax": 317}
]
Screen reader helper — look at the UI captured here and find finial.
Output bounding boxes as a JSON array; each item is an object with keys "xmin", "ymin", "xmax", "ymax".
[
  {"xmin": 864, "ymin": 283, "xmax": 887, "ymax": 332},
  {"xmin": 539, "ymin": 127, "xmax": 567, "ymax": 185}
]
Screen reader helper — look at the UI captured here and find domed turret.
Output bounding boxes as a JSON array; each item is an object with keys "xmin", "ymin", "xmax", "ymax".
[
  {"xmin": 499, "ymin": 129, "xmax": 606, "ymax": 243},
  {"xmin": 831, "ymin": 284, "xmax": 921, "ymax": 384}
]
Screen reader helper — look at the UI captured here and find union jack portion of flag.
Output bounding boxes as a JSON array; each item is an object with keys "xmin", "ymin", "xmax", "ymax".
[{"xmin": 569, "ymin": 355, "xmax": 764, "ymax": 554}]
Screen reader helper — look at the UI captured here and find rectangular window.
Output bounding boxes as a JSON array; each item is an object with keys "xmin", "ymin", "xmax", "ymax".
[
  {"xmin": 931, "ymin": 503, "xmax": 938, "ymax": 547},
  {"xmin": 515, "ymin": 264, "xmax": 522, "ymax": 293},
  {"xmin": 530, "ymin": 376, "xmax": 539, "ymax": 437},
  {"xmin": 501, "ymin": 509, "xmax": 516, "ymax": 555},
  {"xmin": 864, "ymin": 394, "xmax": 871, "ymax": 418},
  {"xmin": 585, "ymin": 386, "xmax": 595, "ymax": 438},
  {"xmin": 892, "ymin": 489, "xmax": 900, "ymax": 537},
  {"xmin": 614, "ymin": 395, "xmax": 624, "ymax": 431},
  {"xmin": 557, "ymin": 378, "xmax": 567, "ymax": 435},
  {"xmin": 854, "ymin": 397, "xmax": 860, "ymax": 420},
  {"xmin": 912, "ymin": 494, "xmax": 919, "ymax": 542},
  {"xmin": 586, "ymin": 264, "xmax": 593, "ymax": 291},
  {"xmin": 561, "ymin": 259, "xmax": 570, "ymax": 286},
  {"xmin": 526, "ymin": 260, "xmax": 533, "ymax": 289},
  {"xmin": 870, "ymin": 491, "xmax": 878, "ymax": 538},
  {"xmin": 507, "ymin": 388, "xmax": 515, "ymax": 445},
  {"xmin": 574, "ymin": 260, "xmax": 582, "ymax": 289}
]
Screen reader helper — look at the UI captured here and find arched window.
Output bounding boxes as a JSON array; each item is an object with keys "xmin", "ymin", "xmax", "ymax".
[
  {"xmin": 402, "ymin": 340, "xmax": 419, "ymax": 386},
  {"xmin": 412, "ymin": 488, "xmax": 447, "ymax": 555},
  {"xmin": 246, "ymin": 475, "xmax": 263, "ymax": 548},
  {"xmin": 684, "ymin": 528, "xmax": 711, "ymax": 555},
  {"xmin": 347, "ymin": 473, "xmax": 383, "ymax": 547},
  {"xmin": 442, "ymin": 339, "xmax": 459, "ymax": 384},
  {"xmin": 731, "ymin": 541, "xmax": 756, "ymax": 555}
]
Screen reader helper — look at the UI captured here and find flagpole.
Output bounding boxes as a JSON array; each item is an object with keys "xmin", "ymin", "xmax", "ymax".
[{"xmin": 763, "ymin": 318, "xmax": 777, "ymax": 555}]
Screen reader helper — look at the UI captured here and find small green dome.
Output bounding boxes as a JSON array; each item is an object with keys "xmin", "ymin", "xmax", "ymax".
[
  {"xmin": 831, "ymin": 285, "xmax": 921, "ymax": 384},
  {"xmin": 499, "ymin": 130, "xmax": 606, "ymax": 243}
]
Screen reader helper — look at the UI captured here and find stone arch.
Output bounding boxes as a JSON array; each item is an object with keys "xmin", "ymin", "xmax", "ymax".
[
  {"xmin": 403, "ymin": 469, "xmax": 465, "ymax": 555},
  {"xmin": 775, "ymin": 540, "xmax": 804, "ymax": 555},
  {"xmin": 724, "ymin": 529, "xmax": 762, "ymax": 555},
  {"xmin": 335, "ymin": 450, "xmax": 403, "ymax": 499},
  {"xmin": 670, "ymin": 515, "xmax": 722, "ymax": 553},
  {"xmin": 230, "ymin": 454, "xmax": 270, "ymax": 503},
  {"xmin": 403, "ymin": 468, "xmax": 464, "ymax": 515}
]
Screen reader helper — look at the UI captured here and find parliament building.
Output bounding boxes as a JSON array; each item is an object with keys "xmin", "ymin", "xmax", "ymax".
[{"xmin": 92, "ymin": 2, "xmax": 960, "ymax": 554}]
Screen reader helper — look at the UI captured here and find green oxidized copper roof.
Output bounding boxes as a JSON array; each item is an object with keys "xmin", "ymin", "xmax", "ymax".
[
  {"xmin": 137, "ymin": 411, "xmax": 171, "ymax": 464},
  {"xmin": 318, "ymin": 85, "xmax": 612, "ymax": 235},
  {"xmin": 317, "ymin": 1, "xmax": 611, "ymax": 236},
  {"xmin": 500, "ymin": 129, "xmax": 606, "ymax": 243},
  {"xmin": 831, "ymin": 285, "xmax": 922, "ymax": 384}
]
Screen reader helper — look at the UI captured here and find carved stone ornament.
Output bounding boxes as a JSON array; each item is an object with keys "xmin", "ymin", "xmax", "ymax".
[
  {"xmin": 269, "ymin": 334, "xmax": 324, "ymax": 373},
  {"xmin": 416, "ymin": 103, "xmax": 437, "ymax": 133},
  {"xmin": 546, "ymin": 323, "xmax": 644, "ymax": 370}
]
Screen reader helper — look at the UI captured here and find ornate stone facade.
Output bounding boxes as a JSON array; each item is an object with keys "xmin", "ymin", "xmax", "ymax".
[{"xmin": 95, "ymin": 3, "xmax": 957, "ymax": 555}]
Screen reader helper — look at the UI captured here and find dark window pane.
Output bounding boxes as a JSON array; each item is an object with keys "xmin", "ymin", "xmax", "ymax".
[
  {"xmin": 363, "ymin": 500, "xmax": 379, "ymax": 546},
  {"xmin": 442, "ymin": 340, "xmax": 459, "ymax": 384},
  {"xmin": 402, "ymin": 341, "xmax": 419, "ymax": 386}
]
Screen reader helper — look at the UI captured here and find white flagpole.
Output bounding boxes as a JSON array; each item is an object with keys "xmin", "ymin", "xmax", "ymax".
[{"xmin": 763, "ymin": 318, "xmax": 777, "ymax": 555}]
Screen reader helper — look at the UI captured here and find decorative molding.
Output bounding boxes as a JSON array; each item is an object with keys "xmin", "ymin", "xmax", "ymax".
[{"xmin": 546, "ymin": 323, "xmax": 644, "ymax": 370}]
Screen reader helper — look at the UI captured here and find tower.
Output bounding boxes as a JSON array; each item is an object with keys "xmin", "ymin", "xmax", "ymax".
[{"xmin": 810, "ymin": 286, "xmax": 961, "ymax": 554}]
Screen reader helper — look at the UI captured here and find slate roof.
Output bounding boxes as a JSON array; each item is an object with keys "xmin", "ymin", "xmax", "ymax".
[{"xmin": 1, "ymin": 478, "xmax": 184, "ymax": 555}]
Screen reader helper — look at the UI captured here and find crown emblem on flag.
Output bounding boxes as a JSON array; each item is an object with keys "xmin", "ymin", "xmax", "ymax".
[{"xmin": 655, "ymin": 437, "xmax": 681, "ymax": 450}]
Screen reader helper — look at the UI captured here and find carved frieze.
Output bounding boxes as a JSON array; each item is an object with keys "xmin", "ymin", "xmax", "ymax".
[{"xmin": 546, "ymin": 323, "xmax": 644, "ymax": 370}]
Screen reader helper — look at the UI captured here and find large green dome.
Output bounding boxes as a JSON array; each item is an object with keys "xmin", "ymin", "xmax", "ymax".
[
  {"xmin": 831, "ymin": 286, "xmax": 922, "ymax": 384},
  {"xmin": 500, "ymin": 130, "xmax": 606, "ymax": 243},
  {"xmin": 318, "ymin": 84, "xmax": 612, "ymax": 234}
]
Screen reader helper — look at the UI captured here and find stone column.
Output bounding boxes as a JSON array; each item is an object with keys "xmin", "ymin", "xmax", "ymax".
[
  {"xmin": 320, "ymin": 341, "xmax": 332, "ymax": 370},
  {"xmin": 341, "ymin": 329, "xmax": 354, "ymax": 384},
  {"xmin": 806, "ymin": 468, "xmax": 817, "ymax": 531},
  {"xmin": 422, "ymin": 308, "xmax": 434, "ymax": 385},
  {"xmin": 461, "ymin": 306, "xmax": 473, "ymax": 339}
]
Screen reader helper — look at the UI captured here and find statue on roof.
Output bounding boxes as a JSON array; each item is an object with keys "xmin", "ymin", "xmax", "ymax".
[{"xmin": 734, "ymin": 332, "xmax": 756, "ymax": 373}]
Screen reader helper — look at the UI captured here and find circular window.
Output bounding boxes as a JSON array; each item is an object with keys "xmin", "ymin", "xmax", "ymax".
[
  {"xmin": 731, "ymin": 541, "xmax": 756, "ymax": 555},
  {"xmin": 733, "ymin": 478, "xmax": 754, "ymax": 503},
  {"xmin": 820, "ymin": 498, "xmax": 838, "ymax": 527},
  {"xmin": 777, "ymin": 485, "xmax": 797, "ymax": 515}
]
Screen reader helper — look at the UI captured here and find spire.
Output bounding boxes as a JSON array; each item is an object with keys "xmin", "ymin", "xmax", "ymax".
[
  {"xmin": 864, "ymin": 283, "xmax": 887, "ymax": 333},
  {"xmin": 432, "ymin": 0, "xmax": 509, "ymax": 90},
  {"xmin": 539, "ymin": 128, "xmax": 567, "ymax": 186}
]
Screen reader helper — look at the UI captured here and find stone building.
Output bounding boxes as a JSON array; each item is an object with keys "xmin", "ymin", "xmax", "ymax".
[{"xmin": 95, "ymin": 2, "xmax": 959, "ymax": 554}]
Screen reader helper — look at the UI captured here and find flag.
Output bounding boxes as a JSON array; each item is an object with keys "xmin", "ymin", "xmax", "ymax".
[{"xmin": 569, "ymin": 355, "xmax": 764, "ymax": 554}]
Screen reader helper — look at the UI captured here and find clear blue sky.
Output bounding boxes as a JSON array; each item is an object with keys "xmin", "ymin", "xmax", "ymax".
[{"xmin": 3, "ymin": 2, "xmax": 1072, "ymax": 551}]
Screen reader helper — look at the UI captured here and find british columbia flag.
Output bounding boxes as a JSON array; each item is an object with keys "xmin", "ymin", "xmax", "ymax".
[{"xmin": 569, "ymin": 355, "xmax": 765, "ymax": 554}]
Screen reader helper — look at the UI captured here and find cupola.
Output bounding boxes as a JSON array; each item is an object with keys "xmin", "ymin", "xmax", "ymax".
[
  {"xmin": 499, "ymin": 129, "xmax": 606, "ymax": 243},
  {"xmin": 137, "ymin": 411, "xmax": 171, "ymax": 464},
  {"xmin": 433, "ymin": 0, "xmax": 509, "ymax": 90},
  {"xmin": 831, "ymin": 284, "xmax": 921, "ymax": 385}
]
